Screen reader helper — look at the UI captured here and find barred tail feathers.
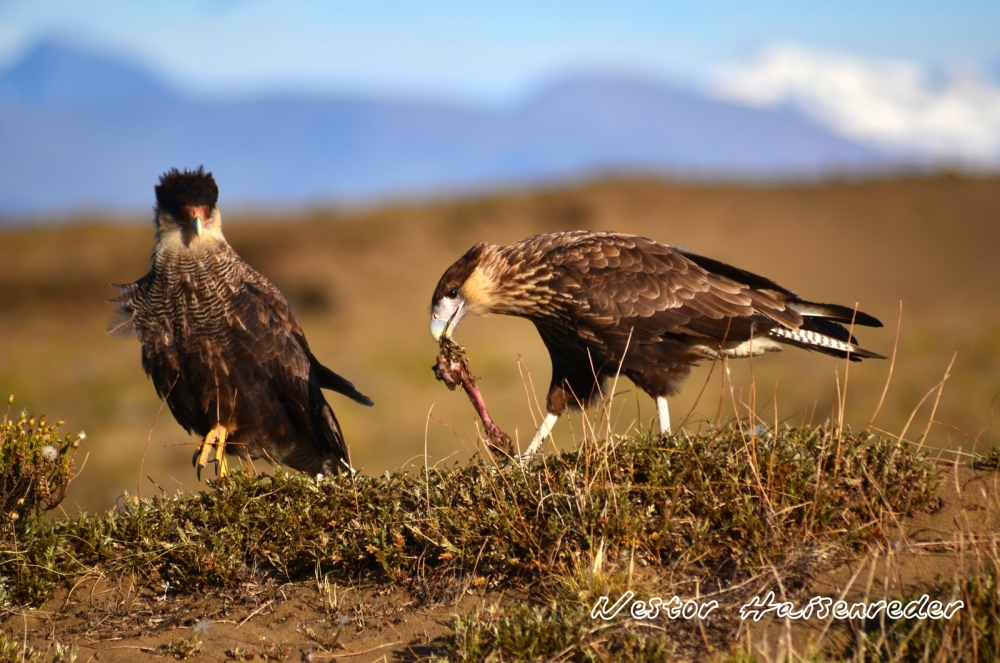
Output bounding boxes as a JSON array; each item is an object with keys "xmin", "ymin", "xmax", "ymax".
[{"xmin": 768, "ymin": 326, "xmax": 884, "ymax": 361}]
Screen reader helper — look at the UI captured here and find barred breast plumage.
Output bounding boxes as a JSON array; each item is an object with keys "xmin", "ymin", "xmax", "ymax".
[{"xmin": 110, "ymin": 167, "xmax": 372, "ymax": 478}]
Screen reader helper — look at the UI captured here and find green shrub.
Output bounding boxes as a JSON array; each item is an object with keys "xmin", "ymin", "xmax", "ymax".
[
  {"xmin": 0, "ymin": 396, "xmax": 84, "ymax": 541},
  {"xmin": 448, "ymin": 600, "xmax": 674, "ymax": 662},
  {"xmin": 0, "ymin": 631, "xmax": 40, "ymax": 662}
]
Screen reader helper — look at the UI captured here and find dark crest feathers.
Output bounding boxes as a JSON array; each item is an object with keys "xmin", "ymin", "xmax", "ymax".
[{"xmin": 155, "ymin": 167, "xmax": 219, "ymax": 216}]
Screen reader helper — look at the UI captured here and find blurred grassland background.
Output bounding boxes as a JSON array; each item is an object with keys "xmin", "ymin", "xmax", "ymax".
[{"xmin": 1, "ymin": 174, "xmax": 998, "ymax": 512}]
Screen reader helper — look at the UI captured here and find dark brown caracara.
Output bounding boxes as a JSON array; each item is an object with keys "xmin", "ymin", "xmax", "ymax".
[
  {"xmin": 109, "ymin": 167, "xmax": 372, "ymax": 478},
  {"xmin": 430, "ymin": 230, "xmax": 883, "ymax": 458}
]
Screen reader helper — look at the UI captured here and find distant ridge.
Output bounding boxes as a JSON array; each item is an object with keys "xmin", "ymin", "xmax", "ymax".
[
  {"xmin": 0, "ymin": 41, "xmax": 175, "ymax": 108},
  {"xmin": 0, "ymin": 41, "xmax": 891, "ymax": 217}
]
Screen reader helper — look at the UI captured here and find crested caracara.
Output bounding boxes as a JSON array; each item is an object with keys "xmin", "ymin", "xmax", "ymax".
[
  {"xmin": 430, "ymin": 230, "xmax": 882, "ymax": 458},
  {"xmin": 109, "ymin": 167, "xmax": 372, "ymax": 478}
]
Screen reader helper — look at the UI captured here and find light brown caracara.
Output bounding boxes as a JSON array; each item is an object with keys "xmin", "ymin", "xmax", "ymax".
[
  {"xmin": 430, "ymin": 230, "xmax": 882, "ymax": 458},
  {"xmin": 109, "ymin": 167, "xmax": 372, "ymax": 478}
]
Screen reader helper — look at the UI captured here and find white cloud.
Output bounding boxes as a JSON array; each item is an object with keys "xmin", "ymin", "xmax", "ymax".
[{"xmin": 712, "ymin": 44, "xmax": 1000, "ymax": 166}]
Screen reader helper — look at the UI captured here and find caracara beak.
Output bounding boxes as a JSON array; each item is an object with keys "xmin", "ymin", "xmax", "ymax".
[
  {"xmin": 178, "ymin": 204, "xmax": 211, "ymax": 238},
  {"xmin": 430, "ymin": 318, "xmax": 447, "ymax": 342},
  {"xmin": 430, "ymin": 296, "xmax": 466, "ymax": 341}
]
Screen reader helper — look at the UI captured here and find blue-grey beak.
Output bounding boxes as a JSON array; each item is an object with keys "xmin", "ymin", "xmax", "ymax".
[
  {"xmin": 430, "ymin": 318, "xmax": 448, "ymax": 342},
  {"xmin": 430, "ymin": 296, "xmax": 465, "ymax": 342}
]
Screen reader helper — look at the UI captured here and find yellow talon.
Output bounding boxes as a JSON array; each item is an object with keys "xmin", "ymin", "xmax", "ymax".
[
  {"xmin": 215, "ymin": 435, "xmax": 229, "ymax": 477},
  {"xmin": 196, "ymin": 424, "xmax": 229, "ymax": 480}
]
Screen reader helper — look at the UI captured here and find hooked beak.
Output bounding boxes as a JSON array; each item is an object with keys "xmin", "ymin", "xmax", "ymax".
[
  {"xmin": 430, "ymin": 318, "xmax": 448, "ymax": 342},
  {"xmin": 180, "ymin": 204, "xmax": 211, "ymax": 238},
  {"xmin": 430, "ymin": 298, "xmax": 465, "ymax": 342}
]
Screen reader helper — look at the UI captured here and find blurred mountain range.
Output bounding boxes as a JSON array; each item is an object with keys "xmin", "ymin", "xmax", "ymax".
[{"xmin": 0, "ymin": 41, "xmax": 893, "ymax": 217}]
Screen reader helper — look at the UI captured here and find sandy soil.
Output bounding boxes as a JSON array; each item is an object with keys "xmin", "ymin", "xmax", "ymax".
[{"xmin": 7, "ymin": 575, "xmax": 488, "ymax": 661}]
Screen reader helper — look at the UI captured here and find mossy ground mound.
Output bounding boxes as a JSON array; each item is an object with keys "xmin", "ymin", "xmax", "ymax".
[{"xmin": 4, "ymin": 422, "xmax": 971, "ymax": 661}]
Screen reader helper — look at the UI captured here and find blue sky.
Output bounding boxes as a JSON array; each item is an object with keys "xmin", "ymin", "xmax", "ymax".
[
  {"xmin": 0, "ymin": 1, "xmax": 997, "ymax": 104},
  {"xmin": 2, "ymin": 1, "xmax": 999, "ymax": 165}
]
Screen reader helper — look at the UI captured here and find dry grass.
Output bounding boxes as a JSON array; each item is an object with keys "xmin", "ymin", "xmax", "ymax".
[
  {"xmin": 859, "ymin": 557, "xmax": 1000, "ymax": 661},
  {"xmin": 0, "ymin": 175, "xmax": 998, "ymax": 512}
]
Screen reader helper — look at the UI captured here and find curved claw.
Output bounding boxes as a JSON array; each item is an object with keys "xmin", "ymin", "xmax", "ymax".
[{"xmin": 195, "ymin": 424, "xmax": 229, "ymax": 481}]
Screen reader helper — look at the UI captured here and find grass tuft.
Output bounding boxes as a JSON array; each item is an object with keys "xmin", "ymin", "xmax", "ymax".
[
  {"xmin": 0, "ymin": 631, "xmax": 40, "ymax": 662},
  {"xmin": 448, "ymin": 599, "xmax": 674, "ymax": 662},
  {"xmin": 973, "ymin": 446, "xmax": 1000, "ymax": 471},
  {"xmin": 0, "ymin": 398, "xmax": 84, "ymax": 543},
  {"xmin": 860, "ymin": 549, "xmax": 1000, "ymax": 662}
]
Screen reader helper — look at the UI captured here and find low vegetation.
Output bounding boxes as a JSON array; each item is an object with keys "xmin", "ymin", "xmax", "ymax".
[
  {"xmin": 1, "ymin": 401, "xmax": 950, "ymax": 659},
  {"xmin": 859, "ymin": 551, "xmax": 1000, "ymax": 662},
  {"xmin": 0, "ymin": 397, "xmax": 83, "ymax": 546},
  {"xmin": 5, "ymin": 427, "xmax": 936, "ymax": 600}
]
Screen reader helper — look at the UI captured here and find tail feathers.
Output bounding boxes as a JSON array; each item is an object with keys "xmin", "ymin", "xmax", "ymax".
[
  {"xmin": 788, "ymin": 300, "xmax": 883, "ymax": 328},
  {"xmin": 802, "ymin": 317, "xmax": 859, "ymax": 345},
  {"xmin": 769, "ymin": 326, "xmax": 885, "ymax": 361},
  {"xmin": 312, "ymin": 358, "xmax": 374, "ymax": 406}
]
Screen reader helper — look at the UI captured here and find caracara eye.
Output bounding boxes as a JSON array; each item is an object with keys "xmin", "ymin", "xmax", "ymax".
[{"xmin": 445, "ymin": 287, "xmax": 460, "ymax": 299}]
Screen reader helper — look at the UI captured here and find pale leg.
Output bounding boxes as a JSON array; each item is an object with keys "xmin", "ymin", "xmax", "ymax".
[
  {"xmin": 520, "ymin": 412, "xmax": 560, "ymax": 461},
  {"xmin": 656, "ymin": 396, "xmax": 671, "ymax": 435}
]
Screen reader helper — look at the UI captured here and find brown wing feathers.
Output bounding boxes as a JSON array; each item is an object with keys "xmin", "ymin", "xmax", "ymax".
[
  {"xmin": 238, "ymin": 260, "xmax": 373, "ymax": 406},
  {"xmin": 495, "ymin": 231, "xmax": 882, "ymax": 368}
]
